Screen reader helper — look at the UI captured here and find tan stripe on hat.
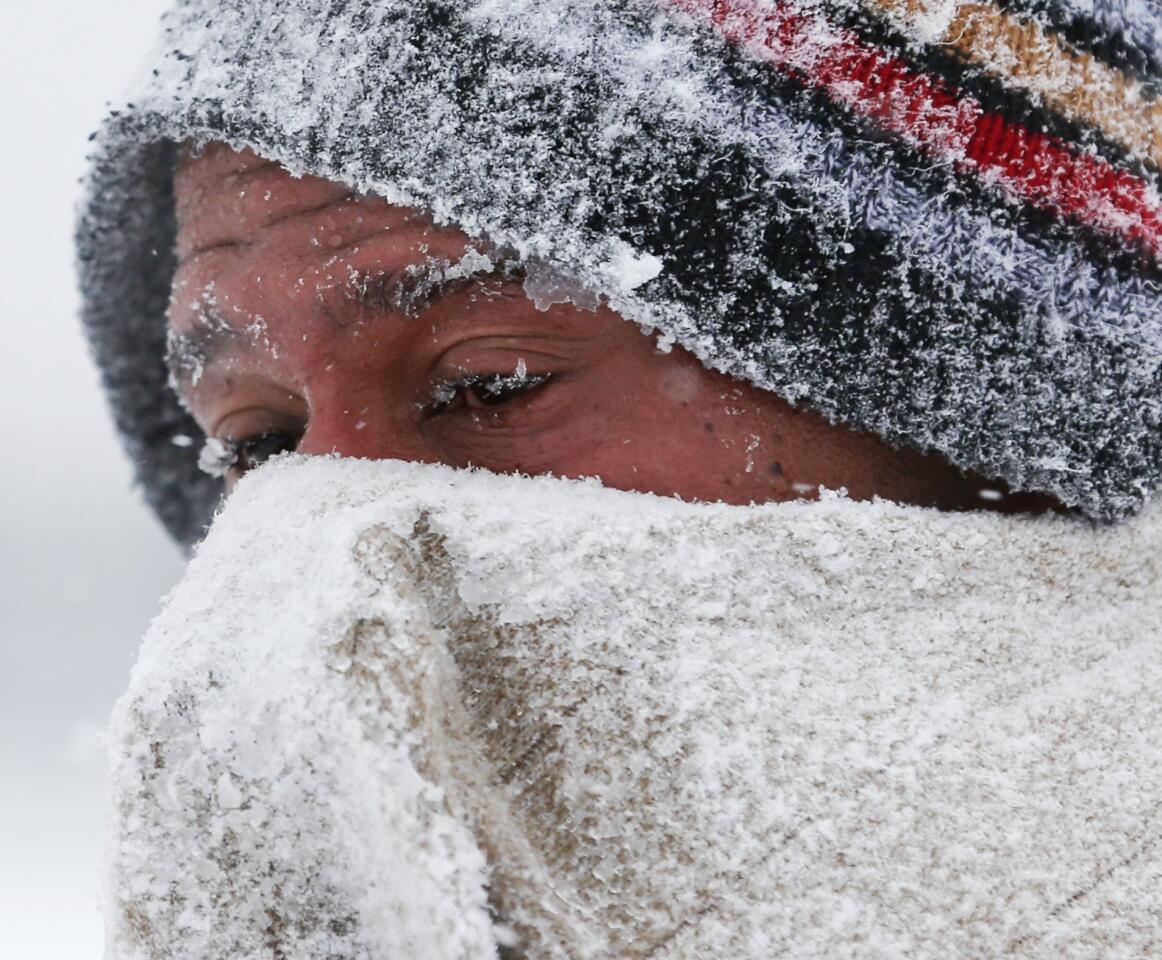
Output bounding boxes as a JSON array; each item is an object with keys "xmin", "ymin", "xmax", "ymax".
[{"xmin": 865, "ymin": 0, "xmax": 1162, "ymax": 169}]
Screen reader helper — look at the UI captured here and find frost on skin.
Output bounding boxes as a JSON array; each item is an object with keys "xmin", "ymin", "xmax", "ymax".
[{"xmin": 106, "ymin": 457, "xmax": 1162, "ymax": 959}]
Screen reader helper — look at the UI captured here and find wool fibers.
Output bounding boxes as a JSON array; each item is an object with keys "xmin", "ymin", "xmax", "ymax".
[{"xmin": 106, "ymin": 457, "xmax": 1162, "ymax": 958}]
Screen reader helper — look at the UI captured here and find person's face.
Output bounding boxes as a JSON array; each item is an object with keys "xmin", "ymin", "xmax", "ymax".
[{"xmin": 168, "ymin": 143, "xmax": 1015, "ymax": 510}]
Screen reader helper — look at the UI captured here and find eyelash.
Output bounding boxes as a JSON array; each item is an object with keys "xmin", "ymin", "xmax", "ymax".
[
  {"xmin": 197, "ymin": 372, "xmax": 552, "ymax": 478},
  {"xmin": 197, "ymin": 431, "xmax": 299, "ymax": 478},
  {"xmin": 423, "ymin": 371, "xmax": 552, "ymax": 416}
]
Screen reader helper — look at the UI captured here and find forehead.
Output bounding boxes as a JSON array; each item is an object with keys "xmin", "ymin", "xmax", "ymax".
[
  {"xmin": 167, "ymin": 144, "xmax": 534, "ymax": 387},
  {"xmin": 173, "ymin": 143, "xmax": 431, "ymax": 263},
  {"xmin": 170, "ymin": 144, "xmax": 485, "ymax": 324}
]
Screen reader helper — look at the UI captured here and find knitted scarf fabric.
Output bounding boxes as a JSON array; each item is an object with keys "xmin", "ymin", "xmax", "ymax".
[
  {"xmin": 76, "ymin": 0, "xmax": 1162, "ymax": 544},
  {"xmin": 106, "ymin": 457, "xmax": 1162, "ymax": 958}
]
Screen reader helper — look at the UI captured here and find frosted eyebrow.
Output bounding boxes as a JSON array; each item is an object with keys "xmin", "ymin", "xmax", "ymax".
[
  {"xmin": 329, "ymin": 256, "xmax": 526, "ymax": 328},
  {"xmin": 165, "ymin": 304, "xmax": 241, "ymax": 388},
  {"xmin": 166, "ymin": 257, "xmax": 528, "ymax": 388}
]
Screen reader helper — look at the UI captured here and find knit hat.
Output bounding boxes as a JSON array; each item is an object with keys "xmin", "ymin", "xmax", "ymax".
[{"xmin": 77, "ymin": 0, "xmax": 1162, "ymax": 546}]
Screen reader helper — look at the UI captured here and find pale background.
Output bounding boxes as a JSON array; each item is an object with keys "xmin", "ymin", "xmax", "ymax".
[{"xmin": 0, "ymin": 4, "xmax": 185, "ymax": 958}]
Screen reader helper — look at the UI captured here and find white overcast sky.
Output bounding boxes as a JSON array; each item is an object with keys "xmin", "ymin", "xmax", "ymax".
[{"xmin": 0, "ymin": 5, "xmax": 185, "ymax": 958}]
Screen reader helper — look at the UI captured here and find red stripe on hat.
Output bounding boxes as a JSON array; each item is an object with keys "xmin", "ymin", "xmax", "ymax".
[{"xmin": 668, "ymin": 0, "xmax": 1162, "ymax": 260}]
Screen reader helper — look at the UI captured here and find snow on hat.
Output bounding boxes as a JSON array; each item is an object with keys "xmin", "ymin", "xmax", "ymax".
[{"xmin": 77, "ymin": 0, "xmax": 1162, "ymax": 545}]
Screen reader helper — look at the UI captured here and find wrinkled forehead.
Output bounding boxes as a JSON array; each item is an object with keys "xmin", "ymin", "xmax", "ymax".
[
  {"xmin": 165, "ymin": 142, "xmax": 552, "ymax": 385},
  {"xmin": 174, "ymin": 143, "xmax": 373, "ymax": 264}
]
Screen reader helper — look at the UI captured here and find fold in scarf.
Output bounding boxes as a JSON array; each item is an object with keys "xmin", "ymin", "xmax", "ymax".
[{"xmin": 106, "ymin": 457, "xmax": 1162, "ymax": 958}]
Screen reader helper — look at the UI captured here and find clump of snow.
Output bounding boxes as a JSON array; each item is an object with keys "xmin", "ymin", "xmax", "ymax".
[
  {"xmin": 877, "ymin": 0, "xmax": 961, "ymax": 43},
  {"xmin": 106, "ymin": 457, "xmax": 1162, "ymax": 958},
  {"xmin": 196, "ymin": 436, "xmax": 236, "ymax": 478},
  {"xmin": 599, "ymin": 243, "xmax": 664, "ymax": 293}
]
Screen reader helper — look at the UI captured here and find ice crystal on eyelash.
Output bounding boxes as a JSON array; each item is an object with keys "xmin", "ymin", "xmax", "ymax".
[
  {"xmin": 198, "ymin": 437, "xmax": 238, "ymax": 478},
  {"xmin": 477, "ymin": 363, "xmax": 547, "ymax": 397},
  {"xmin": 427, "ymin": 365, "xmax": 548, "ymax": 412},
  {"xmin": 428, "ymin": 379, "xmax": 460, "ymax": 409}
]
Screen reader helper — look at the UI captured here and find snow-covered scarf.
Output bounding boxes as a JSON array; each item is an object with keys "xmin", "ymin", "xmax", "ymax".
[
  {"xmin": 78, "ymin": 0, "xmax": 1162, "ymax": 546},
  {"xmin": 106, "ymin": 458, "xmax": 1162, "ymax": 959}
]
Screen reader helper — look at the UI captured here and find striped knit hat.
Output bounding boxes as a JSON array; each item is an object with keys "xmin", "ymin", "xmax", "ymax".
[{"xmin": 77, "ymin": 0, "xmax": 1162, "ymax": 545}]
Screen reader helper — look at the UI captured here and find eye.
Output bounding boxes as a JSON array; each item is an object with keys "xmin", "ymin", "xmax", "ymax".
[
  {"xmin": 197, "ymin": 429, "xmax": 301, "ymax": 478},
  {"xmin": 233, "ymin": 429, "xmax": 301, "ymax": 472},
  {"xmin": 426, "ymin": 371, "xmax": 551, "ymax": 416}
]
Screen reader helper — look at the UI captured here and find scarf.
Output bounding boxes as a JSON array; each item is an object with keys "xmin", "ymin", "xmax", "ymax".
[{"xmin": 105, "ymin": 457, "xmax": 1162, "ymax": 958}]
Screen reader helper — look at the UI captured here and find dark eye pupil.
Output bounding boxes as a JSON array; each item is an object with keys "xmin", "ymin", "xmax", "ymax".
[{"xmin": 237, "ymin": 430, "xmax": 298, "ymax": 471}]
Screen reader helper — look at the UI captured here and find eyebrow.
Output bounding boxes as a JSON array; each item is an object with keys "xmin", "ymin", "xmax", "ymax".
[
  {"xmin": 165, "ymin": 255, "xmax": 525, "ymax": 388},
  {"xmin": 328, "ymin": 256, "xmax": 525, "ymax": 328}
]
